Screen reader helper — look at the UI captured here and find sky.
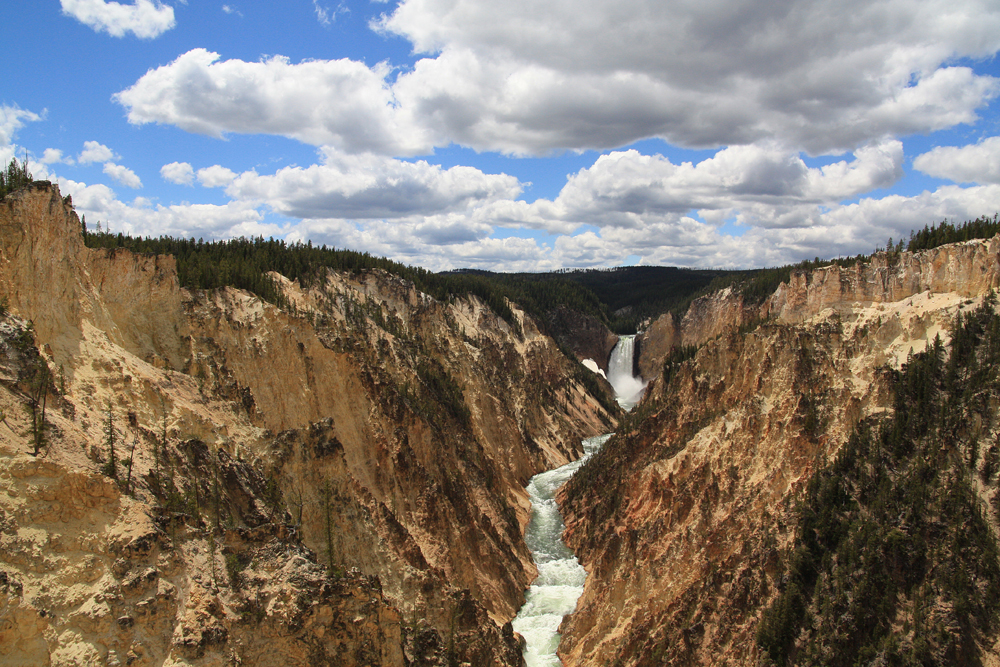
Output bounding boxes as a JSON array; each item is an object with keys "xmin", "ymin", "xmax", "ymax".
[{"xmin": 3, "ymin": 0, "xmax": 1000, "ymax": 272}]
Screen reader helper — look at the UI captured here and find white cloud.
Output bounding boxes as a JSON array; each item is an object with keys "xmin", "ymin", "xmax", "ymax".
[
  {"xmin": 313, "ymin": 0, "xmax": 346, "ymax": 25},
  {"xmin": 59, "ymin": 177, "xmax": 270, "ymax": 239},
  {"xmin": 116, "ymin": 49, "xmax": 432, "ymax": 155},
  {"xmin": 78, "ymin": 141, "xmax": 118, "ymax": 164},
  {"xmin": 40, "ymin": 149, "xmax": 73, "ymax": 165},
  {"xmin": 195, "ymin": 140, "xmax": 945, "ymax": 271},
  {"xmin": 161, "ymin": 161, "xmax": 195, "ymax": 185},
  {"xmin": 0, "ymin": 105, "xmax": 41, "ymax": 149},
  {"xmin": 269, "ymin": 177, "xmax": 1000, "ymax": 272},
  {"xmin": 531, "ymin": 182, "xmax": 1000, "ymax": 271},
  {"xmin": 226, "ymin": 148, "xmax": 521, "ymax": 220},
  {"xmin": 489, "ymin": 141, "xmax": 905, "ymax": 234},
  {"xmin": 196, "ymin": 165, "xmax": 237, "ymax": 187},
  {"xmin": 222, "ymin": 4, "xmax": 242, "ymax": 17},
  {"xmin": 60, "ymin": 0, "xmax": 176, "ymax": 39},
  {"xmin": 57, "ymin": 144, "xmax": 1000, "ymax": 274},
  {"xmin": 913, "ymin": 136, "xmax": 1000, "ymax": 185},
  {"xmin": 103, "ymin": 163, "xmax": 143, "ymax": 188},
  {"xmin": 114, "ymin": 0, "xmax": 1000, "ymax": 157}
]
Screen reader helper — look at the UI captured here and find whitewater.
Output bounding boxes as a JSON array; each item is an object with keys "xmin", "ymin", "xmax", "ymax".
[{"xmin": 511, "ymin": 336, "xmax": 646, "ymax": 666}]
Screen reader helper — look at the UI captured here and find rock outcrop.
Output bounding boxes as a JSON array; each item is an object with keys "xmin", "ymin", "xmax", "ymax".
[
  {"xmin": 637, "ymin": 240, "xmax": 1000, "ymax": 381},
  {"xmin": 543, "ymin": 306, "xmax": 619, "ymax": 371},
  {"xmin": 560, "ymin": 239, "xmax": 1000, "ymax": 665},
  {"xmin": 0, "ymin": 182, "xmax": 615, "ymax": 665}
]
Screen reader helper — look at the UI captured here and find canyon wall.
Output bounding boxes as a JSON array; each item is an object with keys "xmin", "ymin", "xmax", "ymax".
[
  {"xmin": 543, "ymin": 306, "xmax": 619, "ymax": 372},
  {"xmin": 560, "ymin": 237, "xmax": 1000, "ymax": 665},
  {"xmin": 638, "ymin": 239, "xmax": 1000, "ymax": 380},
  {"xmin": 0, "ymin": 183, "xmax": 615, "ymax": 666}
]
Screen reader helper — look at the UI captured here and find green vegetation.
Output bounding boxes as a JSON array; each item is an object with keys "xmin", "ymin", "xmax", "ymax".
[
  {"xmin": 83, "ymin": 229, "xmax": 734, "ymax": 335},
  {"xmin": 458, "ymin": 266, "xmax": 732, "ymax": 333},
  {"xmin": 82, "ymin": 210, "xmax": 1000, "ymax": 345},
  {"xmin": 10, "ymin": 321, "xmax": 51, "ymax": 457},
  {"xmin": 757, "ymin": 295, "xmax": 1000, "ymax": 666},
  {"xmin": 907, "ymin": 215, "xmax": 1000, "ymax": 252},
  {"xmin": 24, "ymin": 362, "xmax": 49, "ymax": 457},
  {"xmin": 0, "ymin": 157, "xmax": 32, "ymax": 201},
  {"xmin": 101, "ymin": 401, "xmax": 118, "ymax": 480},
  {"xmin": 84, "ymin": 231, "xmax": 524, "ymax": 329}
]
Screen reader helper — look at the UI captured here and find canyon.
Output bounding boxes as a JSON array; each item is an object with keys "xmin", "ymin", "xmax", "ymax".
[
  {"xmin": 0, "ymin": 182, "xmax": 613, "ymax": 666},
  {"xmin": 561, "ymin": 237, "xmax": 1000, "ymax": 665},
  {"xmin": 2, "ymin": 180, "xmax": 1000, "ymax": 666}
]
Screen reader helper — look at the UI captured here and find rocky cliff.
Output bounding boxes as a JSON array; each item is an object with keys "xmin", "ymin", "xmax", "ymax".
[
  {"xmin": 638, "ymin": 240, "xmax": 1000, "ymax": 380},
  {"xmin": 0, "ymin": 182, "xmax": 615, "ymax": 666},
  {"xmin": 543, "ymin": 306, "xmax": 619, "ymax": 372},
  {"xmin": 560, "ymin": 238, "xmax": 1000, "ymax": 665}
]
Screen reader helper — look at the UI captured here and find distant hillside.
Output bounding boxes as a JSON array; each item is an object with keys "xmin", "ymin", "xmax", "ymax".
[
  {"xmin": 83, "ymin": 229, "xmax": 732, "ymax": 335},
  {"xmin": 454, "ymin": 266, "xmax": 733, "ymax": 333}
]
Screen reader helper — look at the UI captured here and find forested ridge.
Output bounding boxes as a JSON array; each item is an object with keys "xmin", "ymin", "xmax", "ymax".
[
  {"xmin": 453, "ymin": 266, "xmax": 733, "ymax": 333},
  {"xmin": 0, "ymin": 157, "xmax": 992, "ymax": 335},
  {"xmin": 0, "ymin": 157, "xmax": 34, "ymax": 201},
  {"xmin": 757, "ymin": 295, "xmax": 1000, "ymax": 666},
  {"xmin": 74, "ymin": 214, "xmax": 1000, "ymax": 335},
  {"xmin": 907, "ymin": 215, "xmax": 1000, "ymax": 252},
  {"xmin": 82, "ymin": 230, "xmax": 527, "ymax": 329}
]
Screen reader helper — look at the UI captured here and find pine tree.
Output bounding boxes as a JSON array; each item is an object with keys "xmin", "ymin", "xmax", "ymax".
[{"xmin": 102, "ymin": 402, "xmax": 118, "ymax": 480}]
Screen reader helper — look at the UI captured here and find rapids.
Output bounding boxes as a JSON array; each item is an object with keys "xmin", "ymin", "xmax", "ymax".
[
  {"xmin": 510, "ymin": 434, "xmax": 610, "ymax": 667},
  {"xmin": 511, "ymin": 335, "xmax": 645, "ymax": 665}
]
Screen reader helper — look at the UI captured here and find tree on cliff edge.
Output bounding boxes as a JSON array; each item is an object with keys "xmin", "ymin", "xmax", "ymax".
[{"xmin": 0, "ymin": 157, "xmax": 32, "ymax": 200}]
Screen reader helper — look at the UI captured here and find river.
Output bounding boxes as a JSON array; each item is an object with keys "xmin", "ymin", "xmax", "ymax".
[{"xmin": 511, "ymin": 336, "xmax": 645, "ymax": 665}]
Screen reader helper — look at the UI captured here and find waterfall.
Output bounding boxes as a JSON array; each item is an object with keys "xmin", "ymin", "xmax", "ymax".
[
  {"xmin": 606, "ymin": 335, "xmax": 647, "ymax": 410},
  {"xmin": 511, "ymin": 337, "xmax": 647, "ymax": 665}
]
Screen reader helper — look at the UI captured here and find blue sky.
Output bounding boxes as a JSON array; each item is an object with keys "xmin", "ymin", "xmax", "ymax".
[{"xmin": 3, "ymin": 0, "xmax": 1000, "ymax": 271}]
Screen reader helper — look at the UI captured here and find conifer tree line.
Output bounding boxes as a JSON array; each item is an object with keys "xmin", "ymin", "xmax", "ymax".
[
  {"xmin": 1, "ymin": 157, "xmax": 996, "ymax": 335},
  {"xmin": 757, "ymin": 295, "xmax": 1000, "ymax": 665},
  {"xmin": 83, "ymin": 230, "xmax": 527, "ymax": 329},
  {"xmin": 906, "ymin": 215, "xmax": 1000, "ymax": 252},
  {"xmin": 0, "ymin": 156, "xmax": 33, "ymax": 200}
]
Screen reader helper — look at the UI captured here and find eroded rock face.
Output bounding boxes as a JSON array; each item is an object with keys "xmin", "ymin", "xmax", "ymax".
[
  {"xmin": 638, "ymin": 240, "xmax": 1000, "ymax": 381},
  {"xmin": 0, "ymin": 362, "xmax": 407, "ymax": 667},
  {"xmin": 544, "ymin": 306, "xmax": 619, "ymax": 371},
  {"xmin": 559, "ymin": 242, "xmax": 1000, "ymax": 666},
  {"xmin": 0, "ymin": 183, "xmax": 615, "ymax": 665}
]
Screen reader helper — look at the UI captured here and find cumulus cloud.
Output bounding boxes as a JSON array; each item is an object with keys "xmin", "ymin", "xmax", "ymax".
[
  {"xmin": 103, "ymin": 163, "xmax": 143, "ymax": 188},
  {"xmin": 531, "ymin": 182, "xmax": 1000, "ymax": 271},
  {"xmin": 114, "ymin": 0, "xmax": 1000, "ymax": 156},
  {"xmin": 267, "ymin": 179, "xmax": 1000, "ymax": 272},
  {"xmin": 380, "ymin": 0, "xmax": 1000, "ymax": 154},
  {"xmin": 40, "ymin": 149, "xmax": 73, "ymax": 165},
  {"xmin": 285, "ymin": 217, "xmax": 548, "ymax": 270},
  {"xmin": 60, "ymin": 0, "xmax": 176, "ymax": 39},
  {"xmin": 59, "ymin": 145, "xmax": 1000, "ymax": 274},
  {"xmin": 115, "ymin": 49, "xmax": 432, "ymax": 155},
  {"xmin": 0, "ymin": 105, "xmax": 41, "ymax": 149},
  {"xmin": 161, "ymin": 161, "xmax": 195, "ymax": 184},
  {"xmin": 913, "ymin": 136, "xmax": 1000, "ymax": 184},
  {"xmin": 196, "ymin": 165, "xmax": 238, "ymax": 187},
  {"xmin": 168, "ymin": 139, "xmax": 948, "ymax": 271},
  {"xmin": 491, "ymin": 141, "xmax": 905, "ymax": 234},
  {"xmin": 58, "ymin": 177, "xmax": 270, "ymax": 240},
  {"xmin": 226, "ymin": 149, "xmax": 521, "ymax": 220},
  {"xmin": 78, "ymin": 141, "xmax": 118, "ymax": 164}
]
